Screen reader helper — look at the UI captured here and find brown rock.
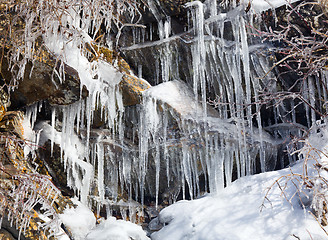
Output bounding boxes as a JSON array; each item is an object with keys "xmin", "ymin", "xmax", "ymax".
[
  {"xmin": 87, "ymin": 44, "xmax": 151, "ymax": 106},
  {"xmin": 0, "ymin": 111, "xmax": 24, "ymax": 139},
  {"xmin": 0, "ymin": 228, "xmax": 15, "ymax": 240},
  {"xmin": 89, "ymin": 44, "xmax": 131, "ymax": 74},
  {"xmin": 120, "ymin": 74, "xmax": 151, "ymax": 106},
  {"xmin": 1, "ymin": 46, "xmax": 89, "ymax": 108}
]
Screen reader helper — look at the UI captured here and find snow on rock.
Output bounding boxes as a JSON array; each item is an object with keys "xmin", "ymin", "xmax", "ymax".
[
  {"xmin": 143, "ymin": 80, "xmax": 218, "ymax": 119},
  {"xmin": 250, "ymin": 0, "xmax": 300, "ymax": 13},
  {"xmin": 59, "ymin": 199, "xmax": 96, "ymax": 240},
  {"xmin": 151, "ymin": 160, "xmax": 327, "ymax": 240},
  {"xmin": 59, "ymin": 198, "xmax": 149, "ymax": 240},
  {"xmin": 86, "ymin": 217, "xmax": 150, "ymax": 240}
]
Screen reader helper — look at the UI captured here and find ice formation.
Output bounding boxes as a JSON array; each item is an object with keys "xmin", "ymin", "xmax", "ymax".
[
  {"xmin": 21, "ymin": 0, "xmax": 328, "ymax": 223},
  {"xmin": 124, "ymin": 0, "xmax": 327, "ymax": 204}
]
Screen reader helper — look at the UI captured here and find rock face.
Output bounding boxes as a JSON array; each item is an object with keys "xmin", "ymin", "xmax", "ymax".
[
  {"xmin": 1, "ymin": 47, "xmax": 89, "ymax": 109},
  {"xmin": 0, "ymin": 5, "xmax": 89, "ymax": 108},
  {"xmin": 1, "ymin": 0, "xmax": 327, "ymax": 239},
  {"xmin": 120, "ymin": 74, "xmax": 151, "ymax": 106},
  {"xmin": 89, "ymin": 44, "xmax": 151, "ymax": 106}
]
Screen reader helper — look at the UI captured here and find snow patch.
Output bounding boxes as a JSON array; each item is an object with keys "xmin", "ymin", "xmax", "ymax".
[
  {"xmin": 86, "ymin": 217, "xmax": 150, "ymax": 240},
  {"xmin": 59, "ymin": 199, "xmax": 96, "ymax": 240},
  {"xmin": 151, "ymin": 161, "xmax": 328, "ymax": 240}
]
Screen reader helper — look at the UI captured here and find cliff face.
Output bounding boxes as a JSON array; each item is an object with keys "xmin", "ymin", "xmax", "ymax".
[{"xmin": 0, "ymin": 0, "xmax": 327, "ymax": 239}]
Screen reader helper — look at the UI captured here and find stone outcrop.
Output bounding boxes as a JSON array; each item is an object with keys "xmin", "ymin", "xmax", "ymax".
[
  {"xmin": 88, "ymin": 44, "xmax": 151, "ymax": 106},
  {"xmin": 120, "ymin": 74, "xmax": 151, "ymax": 106},
  {"xmin": 1, "ymin": 46, "xmax": 89, "ymax": 108},
  {"xmin": 0, "ymin": 3, "xmax": 88, "ymax": 109}
]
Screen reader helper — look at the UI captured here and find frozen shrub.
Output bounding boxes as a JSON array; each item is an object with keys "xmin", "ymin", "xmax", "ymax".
[
  {"xmin": 0, "ymin": 135, "xmax": 61, "ymax": 238},
  {"xmin": 256, "ymin": 0, "xmax": 328, "ymax": 233}
]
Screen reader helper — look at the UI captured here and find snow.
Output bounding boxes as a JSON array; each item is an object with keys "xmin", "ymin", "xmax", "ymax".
[
  {"xmin": 59, "ymin": 198, "xmax": 96, "ymax": 240},
  {"xmin": 143, "ymin": 80, "xmax": 204, "ymax": 118},
  {"xmin": 151, "ymin": 160, "xmax": 327, "ymax": 240},
  {"xmin": 86, "ymin": 217, "xmax": 150, "ymax": 240},
  {"xmin": 59, "ymin": 199, "xmax": 149, "ymax": 240},
  {"xmin": 147, "ymin": 121, "xmax": 328, "ymax": 240},
  {"xmin": 249, "ymin": 0, "xmax": 299, "ymax": 13}
]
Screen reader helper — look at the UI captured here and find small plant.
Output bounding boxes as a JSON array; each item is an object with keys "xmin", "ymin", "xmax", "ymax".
[
  {"xmin": 252, "ymin": 0, "xmax": 328, "ymax": 235},
  {"xmin": 260, "ymin": 121, "xmax": 328, "ymax": 237},
  {"xmin": 0, "ymin": 134, "xmax": 62, "ymax": 239}
]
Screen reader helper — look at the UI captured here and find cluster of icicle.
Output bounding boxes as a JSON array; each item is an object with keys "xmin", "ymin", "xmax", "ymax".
[
  {"xmin": 20, "ymin": 0, "xmax": 142, "ymax": 220},
  {"xmin": 134, "ymin": 0, "xmax": 277, "ymax": 204},
  {"xmin": 135, "ymin": 0, "xmax": 328, "ymax": 205},
  {"xmin": 21, "ymin": 0, "xmax": 328, "ymax": 225},
  {"xmin": 6, "ymin": 0, "xmax": 141, "ymax": 90}
]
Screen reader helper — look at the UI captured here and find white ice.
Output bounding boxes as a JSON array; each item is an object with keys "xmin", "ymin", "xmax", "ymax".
[{"xmin": 250, "ymin": 0, "xmax": 300, "ymax": 13}]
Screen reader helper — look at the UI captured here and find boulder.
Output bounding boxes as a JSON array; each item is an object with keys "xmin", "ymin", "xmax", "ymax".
[
  {"xmin": 1, "ymin": 46, "xmax": 89, "ymax": 108},
  {"xmin": 120, "ymin": 74, "xmax": 151, "ymax": 106},
  {"xmin": 88, "ymin": 44, "xmax": 151, "ymax": 106}
]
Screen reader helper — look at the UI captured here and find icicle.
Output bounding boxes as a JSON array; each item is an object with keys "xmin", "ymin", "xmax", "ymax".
[
  {"xmin": 26, "ymin": 103, "xmax": 39, "ymax": 130},
  {"xmin": 308, "ymin": 76, "xmax": 317, "ymax": 125},
  {"xmin": 51, "ymin": 108, "xmax": 56, "ymax": 156},
  {"xmin": 154, "ymin": 137, "xmax": 160, "ymax": 209},
  {"xmin": 96, "ymin": 143, "xmax": 105, "ymax": 201}
]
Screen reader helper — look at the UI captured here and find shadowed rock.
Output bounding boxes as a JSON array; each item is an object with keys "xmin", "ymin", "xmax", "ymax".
[{"xmin": 1, "ymin": 46, "xmax": 89, "ymax": 108}]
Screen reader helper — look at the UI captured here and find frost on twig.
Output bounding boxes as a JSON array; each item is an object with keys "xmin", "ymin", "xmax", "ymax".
[
  {"xmin": 262, "ymin": 124, "xmax": 328, "ymax": 236},
  {"xmin": 0, "ymin": 134, "xmax": 63, "ymax": 239},
  {"xmin": 246, "ymin": 0, "xmax": 328, "ymax": 124}
]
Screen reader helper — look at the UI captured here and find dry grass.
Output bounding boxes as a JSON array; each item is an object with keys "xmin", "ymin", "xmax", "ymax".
[{"xmin": 261, "ymin": 136, "xmax": 328, "ymax": 236}]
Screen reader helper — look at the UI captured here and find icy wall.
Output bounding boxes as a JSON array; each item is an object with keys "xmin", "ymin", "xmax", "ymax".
[
  {"xmin": 121, "ymin": 0, "xmax": 327, "ymax": 205},
  {"xmin": 21, "ymin": 0, "xmax": 328, "ymax": 220}
]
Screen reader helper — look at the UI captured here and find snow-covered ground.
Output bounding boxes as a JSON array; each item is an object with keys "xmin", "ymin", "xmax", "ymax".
[
  {"xmin": 58, "ymin": 158, "xmax": 327, "ymax": 240},
  {"xmin": 58, "ymin": 198, "xmax": 149, "ymax": 240},
  {"xmin": 151, "ymin": 160, "xmax": 326, "ymax": 240}
]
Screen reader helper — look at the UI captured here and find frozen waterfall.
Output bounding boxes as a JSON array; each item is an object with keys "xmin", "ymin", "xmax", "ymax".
[{"xmin": 23, "ymin": 0, "xmax": 326, "ymax": 221}]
